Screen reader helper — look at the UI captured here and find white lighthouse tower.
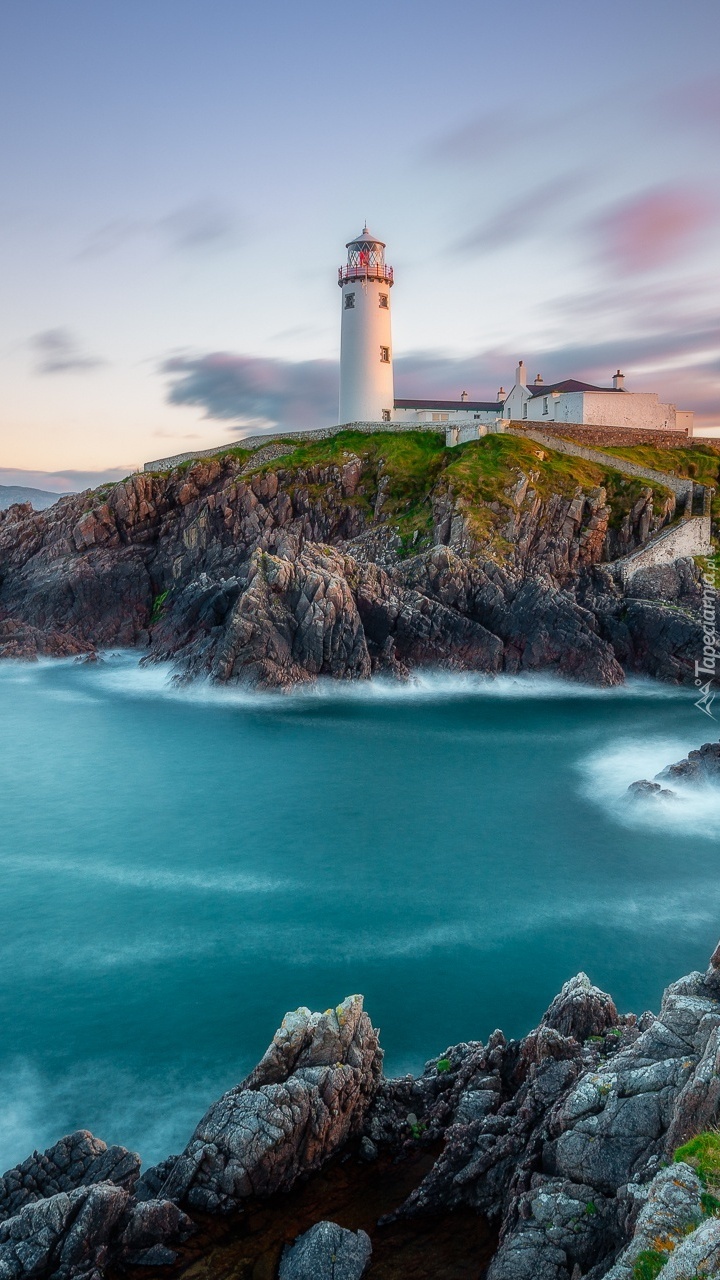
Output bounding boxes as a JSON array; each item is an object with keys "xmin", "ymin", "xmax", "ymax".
[{"xmin": 338, "ymin": 226, "xmax": 394, "ymax": 424}]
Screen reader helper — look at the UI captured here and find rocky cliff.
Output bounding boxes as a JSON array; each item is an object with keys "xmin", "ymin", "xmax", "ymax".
[
  {"xmin": 0, "ymin": 431, "xmax": 705, "ymax": 687},
  {"xmin": 6, "ymin": 952, "xmax": 720, "ymax": 1278}
]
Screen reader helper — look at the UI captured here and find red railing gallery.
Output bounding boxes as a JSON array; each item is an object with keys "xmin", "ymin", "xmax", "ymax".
[{"xmin": 338, "ymin": 263, "xmax": 394, "ymax": 285}]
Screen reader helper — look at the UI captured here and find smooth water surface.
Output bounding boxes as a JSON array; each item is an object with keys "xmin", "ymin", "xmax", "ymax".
[{"xmin": 0, "ymin": 656, "xmax": 717, "ymax": 1170}]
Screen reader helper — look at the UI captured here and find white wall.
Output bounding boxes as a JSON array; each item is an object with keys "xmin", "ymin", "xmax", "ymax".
[
  {"xmin": 521, "ymin": 390, "xmax": 683, "ymax": 431},
  {"xmin": 393, "ymin": 406, "xmax": 500, "ymax": 425},
  {"xmin": 502, "ymin": 383, "xmax": 531, "ymax": 419},
  {"xmin": 339, "ymin": 276, "xmax": 394, "ymax": 424}
]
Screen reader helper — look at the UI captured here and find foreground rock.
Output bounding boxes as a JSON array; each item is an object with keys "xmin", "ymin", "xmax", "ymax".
[
  {"xmin": 278, "ymin": 1221, "xmax": 372, "ymax": 1280},
  {"xmin": 144, "ymin": 996, "xmax": 382, "ymax": 1212},
  {"xmin": 0, "ymin": 1182, "xmax": 193, "ymax": 1280},
  {"xmin": 0, "ymin": 1132, "xmax": 140, "ymax": 1222},
  {"xmin": 7, "ymin": 958, "xmax": 720, "ymax": 1277},
  {"xmin": 0, "ymin": 437, "xmax": 704, "ymax": 687}
]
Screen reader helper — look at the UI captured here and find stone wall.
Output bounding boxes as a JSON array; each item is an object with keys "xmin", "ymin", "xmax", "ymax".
[
  {"xmin": 507, "ymin": 427, "xmax": 695, "ymax": 500},
  {"xmin": 525, "ymin": 423, "xmax": 695, "ymax": 450},
  {"xmin": 143, "ymin": 421, "xmax": 445, "ymax": 473},
  {"xmin": 613, "ymin": 517, "xmax": 712, "ymax": 583}
]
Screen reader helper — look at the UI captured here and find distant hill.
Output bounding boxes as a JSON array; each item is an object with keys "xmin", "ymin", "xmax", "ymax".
[{"xmin": 0, "ymin": 485, "xmax": 71, "ymax": 511}]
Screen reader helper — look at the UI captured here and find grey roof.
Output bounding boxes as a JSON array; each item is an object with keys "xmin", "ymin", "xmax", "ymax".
[
  {"xmin": 346, "ymin": 224, "xmax": 385, "ymax": 248},
  {"xmin": 394, "ymin": 398, "xmax": 499, "ymax": 411},
  {"xmin": 527, "ymin": 378, "xmax": 623, "ymax": 398}
]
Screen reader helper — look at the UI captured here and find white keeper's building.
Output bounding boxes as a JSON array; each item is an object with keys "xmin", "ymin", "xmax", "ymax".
[{"xmin": 337, "ymin": 226, "xmax": 695, "ymax": 437}]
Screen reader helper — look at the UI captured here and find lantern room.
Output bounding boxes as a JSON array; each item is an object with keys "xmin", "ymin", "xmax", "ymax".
[{"xmin": 338, "ymin": 225, "xmax": 394, "ymax": 286}]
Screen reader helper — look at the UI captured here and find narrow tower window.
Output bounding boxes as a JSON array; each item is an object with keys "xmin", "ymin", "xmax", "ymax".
[
  {"xmin": 382, "ymin": 409, "xmax": 391, "ymax": 422},
  {"xmin": 344, "ymin": 293, "xmax": 355, "ymax": 309},
  {"xmin": 380, "ymin": 346, "xmax": 390, "ymax": 363},
  {"xmin": 378, "ymin": 294, "xmax": 388, "ymax": 309}
]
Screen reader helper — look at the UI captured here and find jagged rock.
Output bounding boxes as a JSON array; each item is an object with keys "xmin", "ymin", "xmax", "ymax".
[
  {"xmin": 0, "ymin": 444, "xmax": 703, "ymax": 688},
  {"xmin": 628, "ymin": 740, "xmax": 720, "ymax": 799},
  {"xmin": 602, "ymin": 1162, "xmax": 705, "ymax": 1278},
  {"xmin": 541, "ymin": 973, "xmax": 619, "ymax": 1043},
  {"xmin": 278, "ymin": 1221, "xmax": 372, "ymax": 1280},
  {"xmin": 657, "ymin": 740, "xmax": 720, "ymax": 785},
  {"xmin": 660, "ymin": 1216, "xmax": 720, "ymax": 1278},
  {"xmin": 118, "ymin": 1198, "xmax": 194, "ymax": 1263},
  {"xmin": 487, "ymin": 1177, "xmax": 618, "ymax": 1280},
  {"xmin": 157, "ymin": 996, "xmax": 383, "ymax": 1212},
  {"xmin": 0, "ymin": 1132, "xmax": 140, "ymax": 1223},
  {"xmin": 0, "ymin": 1182, "xmax": 128, "ymax": 1280},
  {"xmin": 8, "ymin": 951, "xmax": 720, "ymax": 1277}
]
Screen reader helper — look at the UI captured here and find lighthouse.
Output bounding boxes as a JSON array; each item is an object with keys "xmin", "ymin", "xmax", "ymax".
[{"xmin": 338, "ymin": 226, "xmax": 394, "ymax": 424}]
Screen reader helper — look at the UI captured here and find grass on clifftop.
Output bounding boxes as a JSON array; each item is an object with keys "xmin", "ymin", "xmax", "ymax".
[
  {"xmin": 246, "ymin": 430, "xmax": 675, "ymax": 557},
  {"xmin": 145, "ymin": 430, "xmax": 676, "ymax": 561},
  {"xmin": 602, "ymin": 443, "xmax": 720, "ymax": 520}
]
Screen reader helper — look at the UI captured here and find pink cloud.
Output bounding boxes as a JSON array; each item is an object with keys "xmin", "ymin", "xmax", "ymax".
[{"xmin": 591, "ymin": 187, "xmax": 717, "ymax": 274}]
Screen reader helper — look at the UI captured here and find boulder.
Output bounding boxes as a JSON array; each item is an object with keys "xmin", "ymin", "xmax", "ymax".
[
  {"xmin": 0, "ymin": 1132, "xmax": 140, "ymax": 1222},
  {"xmin": 602, "ymin": 1162, "xmax": 705, "ymax": 1279},
  {"xmin": 541, "ymin": 973, "xmax": 619, "ymax": 1043},
  {"xmin": 158, "ymin": 997, "xmax": 383, "ymax": 1212},
  {"xmin": 0, "ymin": 1182, "xmax": 128, "ymax": 1280},
  {"xmin": 278, "ymin": 1221, "xmax": 372, "ymax": 1280}
]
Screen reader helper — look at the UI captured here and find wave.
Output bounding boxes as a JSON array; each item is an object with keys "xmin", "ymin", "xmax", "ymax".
[
  {"xmin": 0, "ymin": 1055, "xmax": 237, "ymax": 1172},
  {"xmin": 83, "ymin": 654, "xmax": 687, "ymax": 710},
  {"xmin": 0, "ymin": 851, "xmax": 292, "ymax": 897}
]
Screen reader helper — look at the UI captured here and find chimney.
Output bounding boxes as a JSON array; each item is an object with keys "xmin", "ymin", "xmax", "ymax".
[
  {"xmin": 612, "ymin": 369, "xmax": 625, "ymax": 390},
  {"xmin": 534, "ymin": 374, "xmax": 543, "ymax": 386},
  {"xmin": 497, "ymin": 386, "xmax": 505, "ymax": 401},
  {"xmin": 516, "ymin": 360, "xmax": 526, "ymax": 387},
  {"xmin": 460, "ymin": 390, "xmax": 468, "ymax": 402}
]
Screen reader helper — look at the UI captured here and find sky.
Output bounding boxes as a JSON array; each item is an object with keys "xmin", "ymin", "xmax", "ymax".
[{"xmin": 1, "ymin": 0, "xmax": 719, "ymax": 491}]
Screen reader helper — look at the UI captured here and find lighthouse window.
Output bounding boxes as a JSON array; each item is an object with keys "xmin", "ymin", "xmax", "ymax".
[
  {"xmin": 344, "ymin": 293, "xmax": 355, "ymax": 309},
  {"xmin": 381, "ymin": 410, "xmax": 391, "ymax": 422},
  {"xmin": 380, "ymin": 346, "xmax": 390, "ymax": 363},
  {"xmin": 378, "ymin": 293, "xmax": 388, "ymax": 309}
]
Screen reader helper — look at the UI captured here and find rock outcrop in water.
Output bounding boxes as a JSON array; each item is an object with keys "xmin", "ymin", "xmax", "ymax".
[
  {"xmin": 629, "ymin": 740, "xmax": 720, "ymax": 800},
  {"xmin": 0, "ymin": 433, "xmax": 705, "ymax": 688},
  {"xmin": 6, "ymin": 954, "xmax": 720, "ymax": 1277}
]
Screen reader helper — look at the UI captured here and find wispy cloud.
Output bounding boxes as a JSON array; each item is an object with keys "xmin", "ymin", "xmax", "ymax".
[
  {"xmin": 451, "ymin": 177, "xmax": 584, "ymax": 255},
  {"xmin": 77, "ymin": 200, "xmax": 243, "ymax": 260},
  {"xmin": 29, "ymin": 329, "xmax": 106, "ymax": 375},
  {"xmin": 658, "ymin": 73, "xmax": 720, "ymax": 134},
  {"xmin": 424, "ymin": 109, "xmax": 521, "ymax": 164},
  {"xmin": 588, "ymin": 186, "xmax": 717, "ymax": 274},
  {"xmin": 161, "ymin": 352, "xmax": 338, "ymax": 431}
]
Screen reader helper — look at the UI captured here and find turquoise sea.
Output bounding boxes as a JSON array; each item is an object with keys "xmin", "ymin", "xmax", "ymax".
[{"xmin": 1, "ymin": 655, "xmax": 718, "ymax": 1172}]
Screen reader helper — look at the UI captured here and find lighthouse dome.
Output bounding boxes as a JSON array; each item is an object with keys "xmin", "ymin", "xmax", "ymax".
[{"xmin": 346, "ymin": 224, "xmax": 386, "ymax": 251}]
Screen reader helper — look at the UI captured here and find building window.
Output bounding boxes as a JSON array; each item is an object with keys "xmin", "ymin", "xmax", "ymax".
[
  {"xmin": 522, "ymin": 403, "xmax": 527, "ymax": 419},
  {"xmin": 431, "ymin": 412, "xmax": 449, "ymax": 422},
  {"xmin": 381, "ymin": 409, "xmax": 391, "ymax": 422},
  {"xmin": 380, "ymin": 346, "xmax": 390, "ymax": 363},
  {"xmin": 542, "ymin": 397, "xmax": 549, "ymax": 415},
  {"xmin": 344, "ymin": 293, "xmax": 355, "ymax": 309},
  {"xmin": 378, "ymin": 293, "xmax": 388, "ymax": 309}
]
